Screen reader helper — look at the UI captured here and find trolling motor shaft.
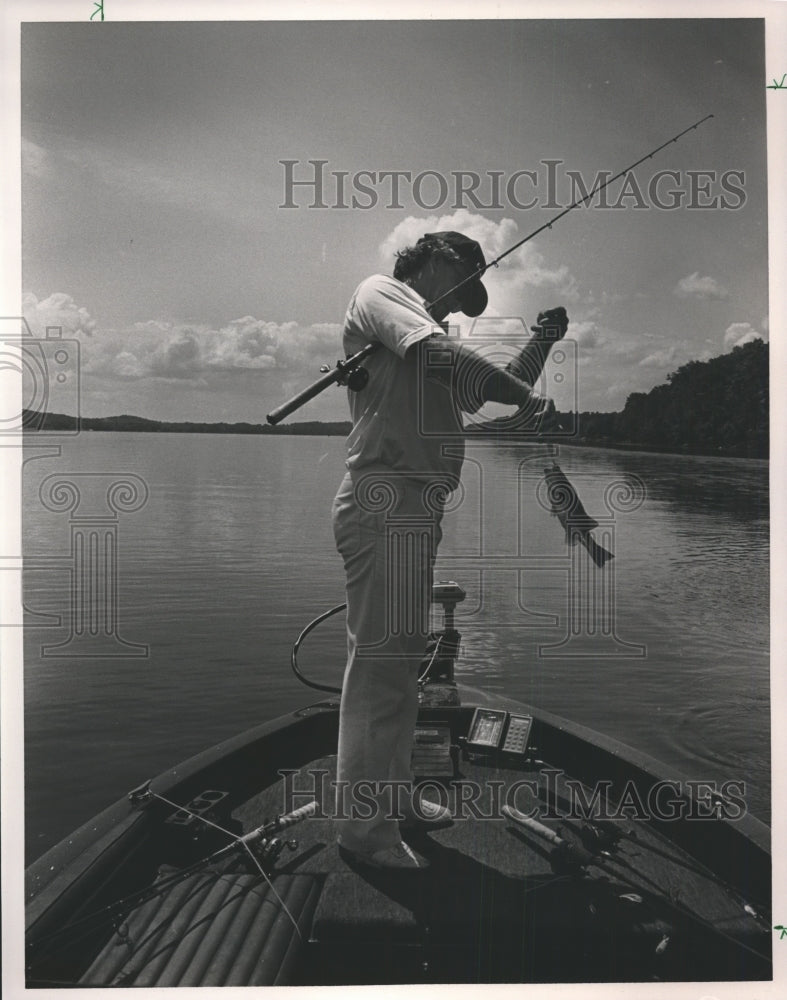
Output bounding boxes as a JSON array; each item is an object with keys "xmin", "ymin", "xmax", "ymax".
[{"xmin": 419, "ymin": 581, "xmax": 466, "ymax": 685}]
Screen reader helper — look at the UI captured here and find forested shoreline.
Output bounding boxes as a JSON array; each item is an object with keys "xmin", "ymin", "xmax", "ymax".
[
  {"xmin": 564, "ymin": 339, "xmax": 767, "ymax": 459},
  {"xmin": 23, "ymin": 340, "xmax": 768, "ymax": 459}
]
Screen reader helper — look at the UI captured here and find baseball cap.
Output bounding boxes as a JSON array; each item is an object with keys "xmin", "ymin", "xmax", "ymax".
[{"xmin": 416, "ymin": 231, "xmax": 488, "ymax": 317}]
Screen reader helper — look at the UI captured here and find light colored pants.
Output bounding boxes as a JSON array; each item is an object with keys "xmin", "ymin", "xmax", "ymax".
[{"xmin": 332, "ymin": 470, "xmax": 443, "ymax": 852}]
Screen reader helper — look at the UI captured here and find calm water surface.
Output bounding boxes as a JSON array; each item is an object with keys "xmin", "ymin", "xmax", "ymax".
[{"xmin": 23, "ymin": 433, "xmax": 769, "ymax": 861}]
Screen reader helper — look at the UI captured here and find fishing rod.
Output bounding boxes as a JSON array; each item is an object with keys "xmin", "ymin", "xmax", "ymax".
[
  {"xmin": 30, "ymin": 797, "xmax": 320, "ymax": 959},
  {"xmin": 266, "ymin": 114, "xmax": 713, "ymax": 426},
  {"xmin": 502, "ymin": 805, "xmax": 771, "ymax": 965}
]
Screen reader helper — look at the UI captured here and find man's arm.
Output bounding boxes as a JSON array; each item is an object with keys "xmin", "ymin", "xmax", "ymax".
[
  {"xmin": 428, "ymin": 307, "xmax": 569, "ymax": 413},
  {"xmin": 506, "ymin": 307, "xmax": 569, "ymax": 386},
  {"xmin": 440, "ymin": 341, "xmax": 534, "ymax": 407}
]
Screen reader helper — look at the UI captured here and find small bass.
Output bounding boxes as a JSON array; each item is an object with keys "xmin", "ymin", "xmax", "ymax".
[{"xmin": 543, "ymin": 463, "xmax": 614, "ymax": 568}]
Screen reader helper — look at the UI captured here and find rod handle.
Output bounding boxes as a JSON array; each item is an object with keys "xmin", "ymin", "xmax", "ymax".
[
  {"xmin": 239, "ymin": 800, "xmax": 319, "ymax": 847},
  {"xmin": 266, "ymin": 342, "xmax": 380, "ymax": 425},
  {"xmin": 502, "ymin": 805, "xmax": 563, "ymax": 845},
  {"xmin": 267, "ymin": 370, "xmax": 343, "ymax": 425},
  {"xmin": 275, "ymin": 800, "xmax": 319, "ymax": 829}
]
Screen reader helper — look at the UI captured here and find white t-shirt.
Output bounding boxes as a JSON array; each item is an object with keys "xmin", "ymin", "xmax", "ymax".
[{"xmin": 342, "ymin": 274, "xmax": 465, "ymax": 485}]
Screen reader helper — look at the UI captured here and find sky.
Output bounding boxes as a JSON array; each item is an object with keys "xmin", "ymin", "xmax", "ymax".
[{"xmin": 19, "ymin": 17, "xmax": 769, "ymax": 423}]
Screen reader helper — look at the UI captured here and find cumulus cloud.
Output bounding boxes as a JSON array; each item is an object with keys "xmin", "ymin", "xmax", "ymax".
[
  {"xmin": 114, "ymin": 351, "xmax": 146, "ymax": 379},
  {"xmin": 86, "ymin": 316, "xmax": 341, "ymax": 384},
  {"xmin": 568, "ymin": 320, "xmax": 603, "ymax": 349},
  {"xmin": 674, "ymin": 272, "xmax": 729, "ymax": 300},
  {"xmin": 378, "ymin": 209, "xmax": 579, "ymax": 314},
  {"xmin": 723, "ymin": 322, "xmax": 765, "ymax": 350},
  {"xmin": 22, "ymin": 292, "xmax": 96, "ymax": 338},
  {"xmin": 23, "ymin": 291, "xmax": 344, "ymax": 392},
  {"xmin": 639, "ymin": 346, "xmax": 679, "ymax": 368}
]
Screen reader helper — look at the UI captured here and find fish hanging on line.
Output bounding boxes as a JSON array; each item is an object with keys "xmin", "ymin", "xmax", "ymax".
[{"xmin": 543, "ymin": 463, "xmax": 614, "ymax": 568}]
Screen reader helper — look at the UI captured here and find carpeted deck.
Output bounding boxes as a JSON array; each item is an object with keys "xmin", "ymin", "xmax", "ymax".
[{"xmin": 228, "ymin": 754, "xmax": 769, "ymax": 983}]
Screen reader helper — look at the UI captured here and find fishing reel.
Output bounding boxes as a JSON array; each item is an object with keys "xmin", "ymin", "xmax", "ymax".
[
  {"xmin": 245, "ymin": 832, "xmax": 300, "ymax": 875},
  {"xmin": 578, "ymin": 819, "xmax": 627, "ymax": 854},
  {"xmin": 320, "ymin": 358, "xmax": 369, "ymax": 392},
  {"xmin": 235, "ymin": 800, "xmax": 318, "ymax": 874}
]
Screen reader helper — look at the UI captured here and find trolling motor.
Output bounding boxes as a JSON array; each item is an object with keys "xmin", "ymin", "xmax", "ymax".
[
  {"xmin": 289, "ymin": 580, "xmax": 467, "ymax": 696},
  {"xmin": 419, "ymin": 580, "xmax": 466, "ymax": 685}
]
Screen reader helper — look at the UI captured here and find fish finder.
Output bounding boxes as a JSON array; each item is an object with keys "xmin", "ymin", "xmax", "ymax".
[{"xmin": 466, "ymin": 708, "xmax": 533, "ymax": 757}]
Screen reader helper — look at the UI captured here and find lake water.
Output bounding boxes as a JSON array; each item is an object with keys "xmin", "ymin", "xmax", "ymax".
[{"xmin": 23, "ymin": 433, "xmax": 770, "ymax": 862}]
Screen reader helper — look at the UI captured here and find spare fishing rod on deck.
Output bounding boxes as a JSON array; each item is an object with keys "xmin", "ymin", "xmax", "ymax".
[{"xmin": 266, "ymin": 114, "xmax": 713, "ymax": 426}]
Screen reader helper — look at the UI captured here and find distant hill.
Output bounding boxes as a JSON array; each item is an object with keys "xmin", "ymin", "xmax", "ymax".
[
  {"xmin": 22, "ymin": 411, "xmax": 353, "ymax": 436},
  {"xmin": 21, "ymin": 340, "xmax": 768, "ymax": 458}
]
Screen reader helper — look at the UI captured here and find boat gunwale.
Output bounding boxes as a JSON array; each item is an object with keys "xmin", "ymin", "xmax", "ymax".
[{"xmin": 26, "ymin": 704, "xmax": 340, "ymax": 932}]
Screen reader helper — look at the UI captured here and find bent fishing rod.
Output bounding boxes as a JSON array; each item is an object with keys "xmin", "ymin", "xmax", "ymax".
[{"xmin": 266, "ymin": 114, "xmax": 713, "ymax": 426}]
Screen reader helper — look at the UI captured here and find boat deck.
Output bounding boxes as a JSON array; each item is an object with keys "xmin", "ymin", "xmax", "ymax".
[
  {"xmin": 30, "ymin": 700, "xmax": 771, "ymax": 988},
  {"xmin": 235, "ymin": 755, "xmax": 768, "ymax": 983}
]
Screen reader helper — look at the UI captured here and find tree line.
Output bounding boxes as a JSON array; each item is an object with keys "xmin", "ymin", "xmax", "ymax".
[{"xmin": 560, "ymin": 339, "xmax": 768, "ymax": 458}]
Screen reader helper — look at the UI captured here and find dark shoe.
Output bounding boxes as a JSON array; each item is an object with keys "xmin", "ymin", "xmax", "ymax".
[{"xmin": 339, "ymin": 840, "xmax": 429, "ymax": 870}]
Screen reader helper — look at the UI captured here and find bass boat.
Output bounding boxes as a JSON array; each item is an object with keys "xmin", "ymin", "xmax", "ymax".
[{"xmin": 25, "ymin": 583, "xmax": 771, "ymax": 986}]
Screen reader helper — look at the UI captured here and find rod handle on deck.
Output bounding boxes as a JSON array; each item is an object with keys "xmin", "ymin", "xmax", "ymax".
[
  {"xmin": 273, "ymin": 800, "xmax": 319, "ymax": 830},
  {"xmin": 239, "ymin": 799, "xmax": 319, "ymax": 846},
  {"xmin": 502, "ymin": 805, "xmax": 563, "ymax": 845}
]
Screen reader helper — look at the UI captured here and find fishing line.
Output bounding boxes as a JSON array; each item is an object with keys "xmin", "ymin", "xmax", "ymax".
[
  {"xmin": 435, "ymin": 114, "xmax": 715, "ymax": 305},
  {"xmin": 589, "ymin": 855, "xmax": 772, "ymax": 966},
  {"xmin": 31, "ymin": 791, "xmax": 306, "ymax": 956},
  {"xmin": 149, "ymin": 790, "xmax": 303, "ymax": 939},
  {"xmin": 267, "ymin": 114, "xmax": 714, "ymax": 425},
  {"xmin": 150, "ymin": 790, "xmax": 241, "ymax": 843}
]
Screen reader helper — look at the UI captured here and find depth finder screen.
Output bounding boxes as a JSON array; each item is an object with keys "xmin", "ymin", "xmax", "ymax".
[{"xmin": 469, "ymin": 709, "xmax": 506, "ymax": 747}]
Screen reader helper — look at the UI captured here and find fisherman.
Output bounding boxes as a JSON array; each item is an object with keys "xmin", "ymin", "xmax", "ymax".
[{"xmin": 333, "ymin": 231, "xmax": 568, "ymax": 870}]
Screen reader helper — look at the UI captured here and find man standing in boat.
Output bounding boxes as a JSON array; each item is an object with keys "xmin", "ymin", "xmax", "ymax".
[{"xmin": 333, "ymin": 231, "xmax": 567, "ymax": 870}]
